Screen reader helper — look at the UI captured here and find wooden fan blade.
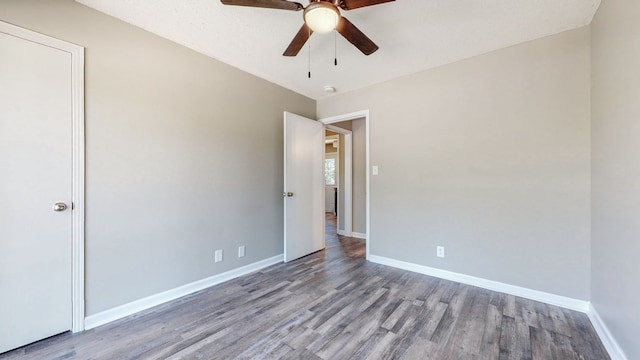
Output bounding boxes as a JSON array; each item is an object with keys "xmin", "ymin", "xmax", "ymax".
[
  {"xmin": 220, "ymin": 0, "xmax": 303, "ymax": 11},
  {"xmin": 283, "ymin": 24, "xmax": 312, "ymax": 56},
  {"xmin": 336, "ymin": 17, "xmax": 378, "ymax": 55},
  {"xmin": 338, "ymin": 0, "xmax": 394, "ymax": 10}
]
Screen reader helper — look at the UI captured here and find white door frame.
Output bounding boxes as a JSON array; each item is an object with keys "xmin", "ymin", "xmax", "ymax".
[
  {"xmin": 320, "ymin": 110, "xmax": 370, "ymax": 259},
  {"xmin": 324, "ymin": 125, "xmax": 352, "ymax": 236},
  {"xmin": 0, "ymin": 21, "xmax": 86, "ymax": 332}
]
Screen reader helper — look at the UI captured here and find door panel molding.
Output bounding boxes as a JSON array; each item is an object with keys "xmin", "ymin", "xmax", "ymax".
[{"xmin": 0, "ymin": 21, "xmax": 85, "ymax": 332}]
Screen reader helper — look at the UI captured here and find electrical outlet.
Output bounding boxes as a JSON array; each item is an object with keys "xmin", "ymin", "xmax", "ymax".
[
  {"xmin": 238, "ymin": 245, "xmax": 246, "ymax": 258},
  {"xmin": 437, "ymin": 246, "xmax": 445, "ymax": 258},
  {"xmin": 215, "ymin": 249, "xmax": 223, "ymax": 263}
]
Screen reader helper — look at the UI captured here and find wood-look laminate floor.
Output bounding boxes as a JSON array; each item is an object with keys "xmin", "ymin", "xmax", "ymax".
[{"xmin": 2, "ymin": 214, "xmax": 609, "ymax": 360}]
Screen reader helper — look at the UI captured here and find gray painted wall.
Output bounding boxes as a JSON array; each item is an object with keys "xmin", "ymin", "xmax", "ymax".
[
  {"xmin": 0, "ymin": 0, "xmax": 315, "ymax": 315},
  {"xmin": 591, "ymin": 1, "xmax": 640, "ymax": 358},
  {"xmin": 318, "ymin": 27, "xmax": 592, "ymax": 300},
  {"xmin": 351, "ymin": 119, "xmax": 366, "ymax": 235},
  {"xmin": 337, "ymin": 133, "xmax": 345, "ymax": 226}
]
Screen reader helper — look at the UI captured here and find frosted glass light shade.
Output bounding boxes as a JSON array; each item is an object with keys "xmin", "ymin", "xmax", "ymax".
[{"xmin": 304, "ymin": 3, "xmax": 340, "ymax": 34}]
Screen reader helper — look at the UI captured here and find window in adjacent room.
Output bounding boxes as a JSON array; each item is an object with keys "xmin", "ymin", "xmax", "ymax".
[{"xmin": 325, "ymin": 156, "xmax": 336, "ymax": 186}]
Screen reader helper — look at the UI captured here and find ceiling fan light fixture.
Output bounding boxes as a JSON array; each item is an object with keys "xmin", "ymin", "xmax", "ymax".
[{"xmin": 304, "ymin": 2, "xmax": 340, "ymax": 34}]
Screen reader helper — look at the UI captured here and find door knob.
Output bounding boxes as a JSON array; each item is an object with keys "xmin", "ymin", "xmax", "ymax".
[
  {"xmin": 53, "ymin": 202, "xmax": 68, "ymax": 212},
  {"xmin": 282, "ymin": 192, "xmax": 294, "ymax": 197}
]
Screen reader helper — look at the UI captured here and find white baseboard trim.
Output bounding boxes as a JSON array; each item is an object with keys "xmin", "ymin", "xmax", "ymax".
[
  {"xmin": 84, "ymin": 254, "xmax": 284, "ymax": 330},
  {"xmin": 587, "ymin": 304, "xmax": 629, "ymax": 360},
  {"xmin": 82, "ymin": 252, "xmax": 627, "ymax": 359},
  {"xmin": 335, "ymin": 230, "xmax": 366, "ymax": 240},
  {"xmin": 367, "ymin": 254, "xmax": 589, "ymax": 313}
]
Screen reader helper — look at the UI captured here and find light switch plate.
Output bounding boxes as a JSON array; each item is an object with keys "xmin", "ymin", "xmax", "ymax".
[
  {"xmin": 215, "ymin": 249, "xmax": 223, "ymax": 263},
  {"xmin": 372, "ymin": 165, "xmax": 379, "ymax": 175}
]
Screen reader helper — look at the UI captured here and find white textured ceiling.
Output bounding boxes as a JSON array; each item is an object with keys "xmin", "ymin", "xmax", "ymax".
[{"xmin": 76, "ymin": 0, "xmax": 600, "ymax": 100}]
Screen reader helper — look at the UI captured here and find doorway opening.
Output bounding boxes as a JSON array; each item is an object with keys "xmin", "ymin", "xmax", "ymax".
[
  {"xmin": 320, "ymin": 110, "xmax": 370, "ymax": 259},
  {"xmin": 323, "ymin": 125, "xmax": 351, "ymax": 239},
  {"xmin": 324, "ymin": 132, "xmax": 339, "ymax": 218}
]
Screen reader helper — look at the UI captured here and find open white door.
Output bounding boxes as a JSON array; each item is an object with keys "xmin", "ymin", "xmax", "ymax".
[{"xmin": 284, "ymin": 112, "xmax": 325, "ymax": 262}]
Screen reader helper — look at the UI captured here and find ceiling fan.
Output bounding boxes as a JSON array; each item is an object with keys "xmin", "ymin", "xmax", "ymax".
[{"xmin": 220, "ymin": 0, "xmax": 395, "ymax": 56}]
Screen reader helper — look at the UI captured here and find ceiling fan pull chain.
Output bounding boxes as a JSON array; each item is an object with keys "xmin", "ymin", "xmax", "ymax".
[
  {"xmin": 308, "ymin": 27, "xmax": 312, "ymax": 78},
  {"xmin": 334, "ymin": 30, "xmax": 338, "ymax": 66}
]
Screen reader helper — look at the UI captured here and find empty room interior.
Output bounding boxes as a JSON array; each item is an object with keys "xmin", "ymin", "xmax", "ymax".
[{"xmin": 0, "ymin": 0, "xmax": 638, "ymax": 359}]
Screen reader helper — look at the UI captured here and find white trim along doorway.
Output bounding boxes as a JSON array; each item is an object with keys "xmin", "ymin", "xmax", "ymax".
[
  {"xmin": 0, "ymin": 21, "xmax": 86, "ymax": 332},
  {"xmin": 319, "ymin": 110, "xmax": 371, "ymax": 259}
]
